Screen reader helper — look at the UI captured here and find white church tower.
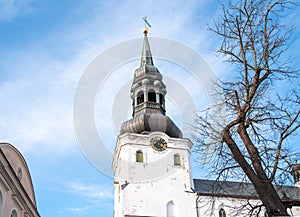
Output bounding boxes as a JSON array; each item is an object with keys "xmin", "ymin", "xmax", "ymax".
[{"xmin": 112, "ymin": 28, "xmax": 197, "ymax": 217}]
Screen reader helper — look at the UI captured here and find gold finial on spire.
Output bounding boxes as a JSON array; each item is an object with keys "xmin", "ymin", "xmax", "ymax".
[
  {"xmin": 142, "ymin": 16, "xmax": 151, "ymax": 35},
  {"xmin": 143, "ymin": 28, "xmax": 149, "ymax": 35}
]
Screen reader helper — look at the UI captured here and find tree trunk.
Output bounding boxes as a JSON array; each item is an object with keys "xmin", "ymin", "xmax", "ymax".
[
  {"xmin": 222, "ymin": 128, "xmax": 289, "ymax": 216},
  {"xmin": 252, "ymin": 180, "xmax": 288, "ymax": 216}
]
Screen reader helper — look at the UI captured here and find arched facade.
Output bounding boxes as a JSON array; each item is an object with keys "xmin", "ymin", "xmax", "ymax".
[{"xmin": 0, "ymin": 143, "xmax": 40, "ymax": 217}]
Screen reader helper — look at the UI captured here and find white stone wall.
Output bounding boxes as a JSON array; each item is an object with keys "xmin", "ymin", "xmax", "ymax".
[
  {"xmin": 113, "ymin": 132, "xmax": 197, "ymax": 217},
  {"xmin": 112, "ymin": 133, "xmax": 300, "ymax": 217}
]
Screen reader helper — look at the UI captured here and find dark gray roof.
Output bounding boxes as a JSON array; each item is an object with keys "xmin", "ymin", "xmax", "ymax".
[
  {"xmin": 120, "ymin": 113, "xmax": 182, "ymax": 138},
  {"xmin": 194, "ymin": 179, "xmax": 300, "ymax": 200}
]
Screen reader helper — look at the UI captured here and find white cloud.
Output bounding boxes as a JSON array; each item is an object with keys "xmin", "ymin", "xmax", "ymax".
[
  {"xmin": 67, "ymin": 182, "xmax": 113, "ymax": 200},
  {"xmin": 66, "ymin": 206, "xmax": 93, "ymax": 215},
  {"xmin": 65, "ymin": 181, "xmax": 113, "ymax": 215},
  {"xmin": 0, "ymin": 52, "xmax": 83, "ymax": 155},
  {"xmin": 0, "ymin": 0, "xmax": 34, "ymax": 21}
]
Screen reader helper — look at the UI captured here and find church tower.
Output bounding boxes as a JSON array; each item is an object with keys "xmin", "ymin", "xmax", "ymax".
[{"xmin": 112, "ymin": 28, "xmax": 197, "ymax": 217}]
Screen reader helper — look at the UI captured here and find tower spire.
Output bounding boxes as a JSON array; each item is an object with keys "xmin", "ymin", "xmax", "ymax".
[
  {"xmin": 120, "ymin": 25, "xmax": 182, "ymax": 138},
  {"xmin": 141, "ymin": 16, "xmax": 153, "ymax": 66},
  {"xmin": 140, "ymin": 30, "xmax": 154, "ymax": 66}
]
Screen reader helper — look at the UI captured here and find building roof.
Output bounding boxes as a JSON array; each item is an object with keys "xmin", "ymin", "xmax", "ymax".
[{"xmin": 194, "ymin": 179, "xmax": 300, "ymax": 201}]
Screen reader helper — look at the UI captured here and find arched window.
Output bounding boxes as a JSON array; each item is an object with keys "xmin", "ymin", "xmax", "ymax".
[
  {"xmin": 137, "ymin": 91, "xmax": 144, "ymax": 105},
  {"xmin": 0, "ymin": 191, "xmax": 3, "ymax": 216},
  {"xmin": 136, "ymin": 150, "xmax": 143, "ymax": 163},
  {"xmin": 148, "ymin": 91, "xmax": 156, "ymax": 103},
  {"xmin": 174, "ymin": 154, "xmax": 181, "ymax": 166},
  {"xmin": 11, "ymin": 209, "xmax": 18, "ymax": 217},
  {"xmin": 219, "ymin": 208, "xmax": 226, "ymax": 217},
  {"xmin": 167, "ymin": 201, "xmax": 175, "ymax": 217}
]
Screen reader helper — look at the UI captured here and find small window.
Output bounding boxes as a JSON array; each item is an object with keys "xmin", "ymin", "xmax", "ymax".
[
  {"xmin": 174, "ymin": 154, "xmax": 181, "ymax": 166},
  {"xmin": 17, "ymin": 167, "xmax": 22, "ymax": 181},
  {"xmin": 11, "ymin": 210, "xmax": 18, "ymax": 217},
  {"xmin": 137, "ymin": 91, "xmax": 144, "ymax": 105},
  {"xmin": 136, "ymin": 150, "xmax": 143, "ymax": 163},
  {"xmin": 148, "ymin": 91, "xmax": 156, "ymax": 103},
  {"xmin": 167, "ymin": 201, "xmax": 175, "ymax": 217},
  {"xmin": 219, "ymin": 208, "xmax": 226, "ymax": 217}
]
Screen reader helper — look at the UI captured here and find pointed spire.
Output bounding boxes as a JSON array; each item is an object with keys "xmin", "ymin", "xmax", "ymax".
[
  {"xmin": 119, "ymin": 25, "xmax": 183, "ymax": 138},
  {"xmin": 140, "ymin": 28, "xmax": 154, "ymax": 67}
]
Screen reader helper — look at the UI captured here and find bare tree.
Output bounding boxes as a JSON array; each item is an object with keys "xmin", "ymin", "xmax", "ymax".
[{"xmin": 195, "ymin": 0, "xmax": 300, "ymax": 216}]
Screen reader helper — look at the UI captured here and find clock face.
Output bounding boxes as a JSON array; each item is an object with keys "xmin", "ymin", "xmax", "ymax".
[{"xmin": 150, "ymin": 137, "xmax": 167, "ymax": 152}]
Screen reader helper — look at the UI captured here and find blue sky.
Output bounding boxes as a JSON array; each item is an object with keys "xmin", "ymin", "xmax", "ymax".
[{"xmin": 0, "ymin": 1, "xmax": 299, "ymax": 217}]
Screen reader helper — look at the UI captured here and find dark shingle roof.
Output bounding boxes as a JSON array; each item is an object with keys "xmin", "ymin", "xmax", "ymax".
[{"xmin": 193, "ymin": 179, "xmax": 300, "ymax": 200}]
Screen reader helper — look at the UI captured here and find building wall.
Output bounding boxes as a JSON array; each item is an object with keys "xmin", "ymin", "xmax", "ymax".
[
  {"xmin": 197, "ymin": 196, "xmax": 300, "ymax": 217},
  {"xmin": 1, "ymin": 145, "xmax": 36, "ymax": 205},
  {"xmin": 0, "ymin": 184, "xmax": 23, "ymax": 217},
  {"xmin": 113, "ymin": 132, "xmax": 197, "ymax": 217},
  {"xmin": 0, "ymin": 143, "xmax": 40, "ymax": 217}
]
